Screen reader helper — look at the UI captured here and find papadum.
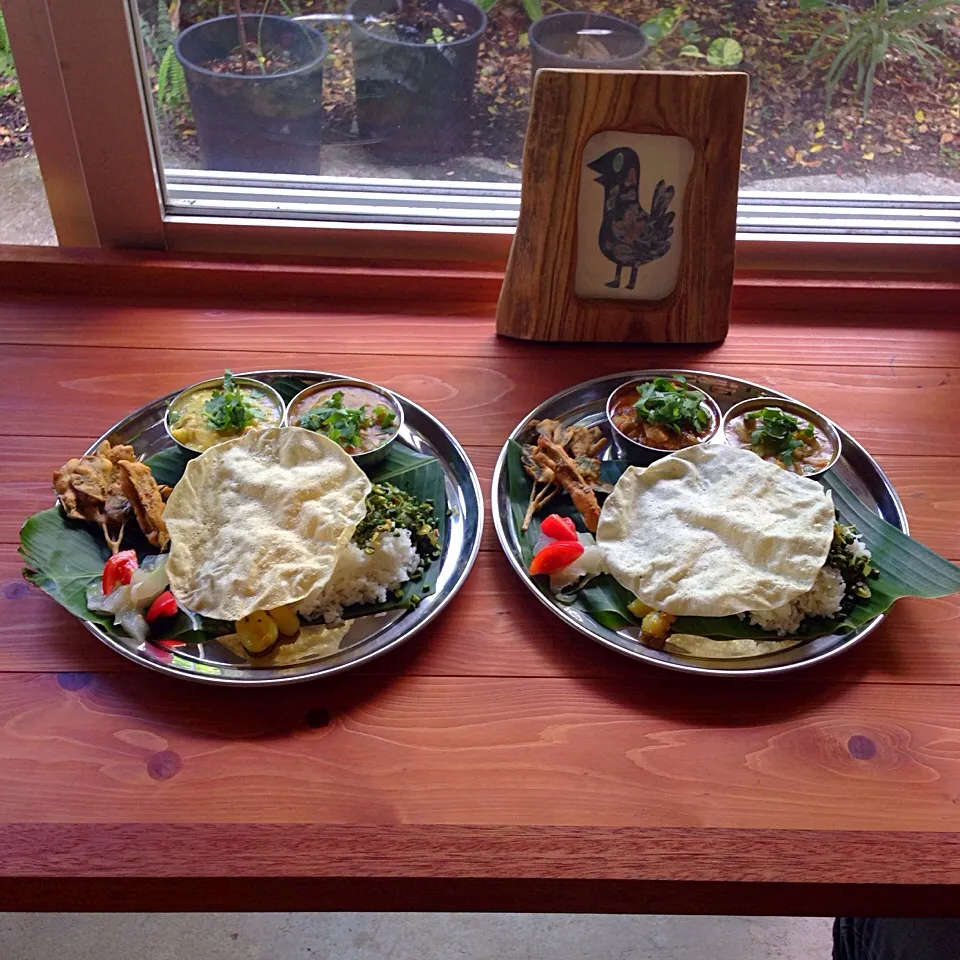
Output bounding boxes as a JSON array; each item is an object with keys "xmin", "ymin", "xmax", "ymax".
[
  {"xmin": 596, "ymin": 444, "xmax": 834, "ymax": 617},
  {"xmin": 165, "ymin": 426, "xmax": 371, "ymax": 620}
]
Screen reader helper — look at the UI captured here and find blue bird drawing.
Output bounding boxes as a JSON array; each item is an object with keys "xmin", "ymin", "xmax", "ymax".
[{"xmin": 588, "ymin": 146, "xmax": 676, "ymax": 290}]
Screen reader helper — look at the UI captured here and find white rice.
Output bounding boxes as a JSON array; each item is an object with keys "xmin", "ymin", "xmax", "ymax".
[
  {"xmin": 297, "ymin": 530, "xmax": 421, "ymax": 624},
  {"xmin": 741, "ymin": 565, "xmax": 847, "ymax": 636},
  {"xmin": 845, "ymin": 534, "xmax": 871, "ymax": 559}
]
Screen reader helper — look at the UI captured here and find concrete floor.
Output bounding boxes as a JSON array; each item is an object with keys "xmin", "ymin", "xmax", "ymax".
[
  {"xmin": 0, "ymin": 153, "xmax": 57, "ymax": 245},
  {"xmin": 0, "ymin": 913, "xmax": 833, "ymax": 959}
]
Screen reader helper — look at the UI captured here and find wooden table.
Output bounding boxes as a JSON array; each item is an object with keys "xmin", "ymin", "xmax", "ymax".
[{"xmin": 2, "ymin": 289, "xmax": 959, "ymax": 914}]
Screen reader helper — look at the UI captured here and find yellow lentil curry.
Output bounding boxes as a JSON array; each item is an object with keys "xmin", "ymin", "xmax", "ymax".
[{"xmin": 168, "ymin": 373, "xmax": 282, "ymax": 453}]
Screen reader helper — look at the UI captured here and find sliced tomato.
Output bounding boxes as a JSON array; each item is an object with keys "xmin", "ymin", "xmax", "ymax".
[
  {"xmin": 540, "ymin": 514, "xmax": 578, "ymax": 541},
  {"xmin": 145, "ymin": 590, "xmax": 178, "ymax": 624},
  {"xmin": 102, "ymin": 550, "xmax": 138, "ymax": 595},
  {"xmin": 529, "ymin": 540, "xmax": 584, "ymax": 576}
]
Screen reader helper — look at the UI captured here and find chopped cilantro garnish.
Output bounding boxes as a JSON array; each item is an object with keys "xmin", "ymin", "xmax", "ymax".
[
  {"xmin": 373, "ymin": 405, "xmax": 396, "ymax": 429},
  {"xmin": 299, "ymin": 391, "xmax": 370, "ymax": 449},
  {"xmin": 633, "ymin": 376, "xmax": 710, "ymax": 435},
  {"xmin": 748, "ymin": 407, "xmax": 816, "ymax": 467},
  {"xmin": 203, "ymin": 370, "xmax": 262, "ymax": 433}
]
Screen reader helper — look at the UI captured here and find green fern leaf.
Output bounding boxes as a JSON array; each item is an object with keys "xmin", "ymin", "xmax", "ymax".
[
  {"xmin": 158, "ymin": 44, "xmax": 174, "ymax": 108},
  {"xmin": 171, "ymin": 58, "xmax": 187, "ymax": 103}
]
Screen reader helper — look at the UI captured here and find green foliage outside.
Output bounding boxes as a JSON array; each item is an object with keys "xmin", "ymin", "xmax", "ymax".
[
  {"xmin": 139, "ymin": 0, "xmax": 190, "ymax": 113},
  {"xmin": 0, "ymin": 11, "xmax": 20, "ymax": 97},
  {"xmin": 791, "ymin": 0, "xmax": 958, "ymax": 116},
  {"xmin": 641, "ymin": 5, "xmax": 744, "ymax": 66},
  {"xmin": 474, "ymin": 0, "xmax": 545, "ymax": 22}
]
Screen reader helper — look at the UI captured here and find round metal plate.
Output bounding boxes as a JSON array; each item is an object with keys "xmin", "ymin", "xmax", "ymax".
[
  {"xmin": 492, "ymin": 369, "xmax": 907, "ymax": 678},
  {"xmin": 80, "ymin": 369, "xmax": 483, "ymax": 686}
]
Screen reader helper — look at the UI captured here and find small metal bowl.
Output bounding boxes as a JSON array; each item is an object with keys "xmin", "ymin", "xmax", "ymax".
[
  {"xmin": 285, "ymin": 377, "xmax": 404, "ymax": 469},
  {"xmin": 721, "ymin": 396, "xmax": 842, "ymax": 478},
  {"xmin": 606, "ymin": 378, "xmax": 723, "ymax": 466},
  {"xmin": 164, "ymin": 376, "xmax": 286, "ymax": 455}
]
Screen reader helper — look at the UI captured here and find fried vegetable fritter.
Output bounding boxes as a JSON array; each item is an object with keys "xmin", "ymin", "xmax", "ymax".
[{"xmin": 53, "ymin": 441, "xmax": 169, "ymax": 553}]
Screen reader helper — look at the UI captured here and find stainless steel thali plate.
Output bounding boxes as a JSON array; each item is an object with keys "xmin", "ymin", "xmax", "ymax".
[
  {"xmin": 492, "ymin": 369, "xmax": 907, "ymax": 678},
  {"xmin": 80, "ymin": 369, "xmax": 483, "ymax": 686}
]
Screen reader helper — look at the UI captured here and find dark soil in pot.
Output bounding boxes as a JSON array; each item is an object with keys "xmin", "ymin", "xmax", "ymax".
[
  {"xmin": 348, "ymin": 0, "xmax": 486, "ymax": 162},
  {"xmin": 176, "ymin": 13, "xmax": 327, "ymax": 174}
]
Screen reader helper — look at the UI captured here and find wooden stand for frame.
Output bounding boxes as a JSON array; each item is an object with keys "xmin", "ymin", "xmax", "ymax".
[{"xmin": 497, "ymin": 70, "xmax": 748, "ymax": 344}]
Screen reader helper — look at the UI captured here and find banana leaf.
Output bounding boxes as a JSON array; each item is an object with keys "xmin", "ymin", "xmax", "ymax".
[
  {"xmin": 20, "ymin": 508, "xmax": 119, "ymax": 634},
  {"xmin": 145, "ymin": 446, "xmax": 194, "ymax": 486},
  {"xmin": 21, "ymin": 441, "xmax": 447, "ymax": 642},
  {"xmin": 503, "ymin": 437, "xmax": 960, "ymax": 643},
  {"xmin": 269, "ymin": 376, "xmax": 311, "ymax": 404}
]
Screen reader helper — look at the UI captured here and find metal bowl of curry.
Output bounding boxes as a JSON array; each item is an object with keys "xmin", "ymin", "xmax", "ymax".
[
  {"xmin": 286, "ymin": 377, "xmax": 403, "ymax": 468},
  {"xmin": 164, "ymin": 373, "xmax": 286, "ymax": 455},
  {"xmin": 721, "ymin": 396, "xmax": 842, "ymax": 478},
  {"xmin": 606, "ymin": 375, "xmax": 722, "ymax": 466}
]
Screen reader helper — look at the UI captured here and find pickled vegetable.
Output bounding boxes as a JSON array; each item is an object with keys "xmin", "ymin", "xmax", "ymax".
[
  {"xmin": 267, "ymin": 603, "xmax": 300, "ymax": 637},
  {"xmin": 236, "ymin": 611, "xmax": 279, "ymax": 655}
]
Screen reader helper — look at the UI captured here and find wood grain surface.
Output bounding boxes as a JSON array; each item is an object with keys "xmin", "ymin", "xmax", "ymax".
[
  {"xmin": 1, "ymin": 291, "xmax": 959, "ymax": 913},
  {"xmin": 497, "ymin": 71, "xmax": 746, "ymax": 342}
]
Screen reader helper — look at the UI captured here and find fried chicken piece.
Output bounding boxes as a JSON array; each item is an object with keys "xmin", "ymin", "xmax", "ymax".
[
  {"xmin": 533, "ymin": 436, "xmax": 602, "ymax": 532},
  {"xmin": 531, "ymin": 419, "xmax": 574, "ymax": 449},
  {"xmin": 117, "ymin": 459, "xmax": 170, "ymax": 549},
  {"xmin": 521, "ymin": 443, "xmax": 554, "ymax": 485},
  {"xmin": 98, "ymin": 441, "xmax": 136, "ymax": 465},
  {"xmin": 524, "ymin": 421, "xmax": 606, "ymax": 482},
  {"xmin": 520, "ymin": 420, "xmax": 610, "ymax": 530},
  {"xmin": 566, "ymin": 425, "xmax": 607, "ymax": 459},
  {"xmin": 53, "ymin": 445, "xmax": 130, "ymax": 553}
]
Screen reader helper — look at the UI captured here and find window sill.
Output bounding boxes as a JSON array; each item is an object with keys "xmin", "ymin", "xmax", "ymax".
[{"xmin": 2, "ymin": 244, "xmax": 959, "ymax": 314}]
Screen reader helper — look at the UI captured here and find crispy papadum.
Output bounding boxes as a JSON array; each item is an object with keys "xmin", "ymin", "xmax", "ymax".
[
  {"xmin": 164, "ymin": 427, "xmax": 371, "ymax": 620},
  {"xmin": 597, "ymin": 444, "xmax": 835, "ymax": 617}
]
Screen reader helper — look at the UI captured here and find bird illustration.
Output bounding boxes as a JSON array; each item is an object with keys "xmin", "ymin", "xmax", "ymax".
[{"xmin": 587, "ymin": 146, "xmax": 676, "ymax": 290}]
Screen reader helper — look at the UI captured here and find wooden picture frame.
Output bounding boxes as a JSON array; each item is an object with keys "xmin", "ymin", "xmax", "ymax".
[{"xmin": 497, "ymin": 69, "xmax": 748, "ymax": 343}]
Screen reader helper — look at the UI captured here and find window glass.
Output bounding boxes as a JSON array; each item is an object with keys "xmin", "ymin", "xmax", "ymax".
[
  {"xmin": 0, "ymin": 10, "xmax": 57, "ymax": 245},
  {"xmin": 140, "ymin": 0, "xmax": 958, "ymax": 217}
]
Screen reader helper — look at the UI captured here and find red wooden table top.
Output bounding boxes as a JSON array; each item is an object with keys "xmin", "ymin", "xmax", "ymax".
[{"xmin": 1, "ymin": 295, "xmax": 959, "ymax": 913}]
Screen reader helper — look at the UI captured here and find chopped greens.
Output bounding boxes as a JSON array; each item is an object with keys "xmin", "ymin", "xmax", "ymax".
[
  {"xmin": 373, "ymin": 405, "xmax": 397, "ymax": 429},
  {"xmin": 828, "ymin": 520, "xmax": 877, "ymax": 606},
  {"xmin": 633, "ymin": 376, "xmax": 710, "ymax": 435},
  {"xmin": 354, "ymin": 482, "xmax": 441, "ymax": 580},
  {"xmin": 747, "ymin": 407, "xmax": 815, "ymax": 467},
  {"xmin": 299, "ymin": 391, "xmax": 371, "ymax": 448},
  {"xmin": 203, "ymin": 370, "xmax": 262, "ymax": 433}
]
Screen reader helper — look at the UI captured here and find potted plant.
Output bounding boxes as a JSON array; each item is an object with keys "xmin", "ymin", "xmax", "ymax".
[
  {"xmin": 348, "ymin": 0, "xmax": 487, "ymax": 162},
  {"xmin": 529, "ymin": 11, "xmax": 648, "ymax": 74},
  {"xmin": 175, "ymin": 7, "xmax": 328, "ymax": 174}
]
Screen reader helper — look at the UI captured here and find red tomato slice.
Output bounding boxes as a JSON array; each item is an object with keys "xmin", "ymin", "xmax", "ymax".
[
  {"xmin": 529, "ymin": 540, "xmax": 584, "ymax": 576},
  {"xmin": 540, "ymin": 514, "xmax": 578, "ymax": 541},
  {"xmin": 145, "ymin": 591, "xmax": 178, "ymax": 624},
  {"xmin": 102, "ymin": 550, "xmax": 138, "ymax": 595}
]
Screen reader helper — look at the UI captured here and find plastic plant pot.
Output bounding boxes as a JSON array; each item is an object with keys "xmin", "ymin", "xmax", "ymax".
[
  {"xmin": 348, "ymin": 0, "xmax": 487, "ymax": 162},
  {"xmin": 529, "ymin": 12, "xmax": 648, "ymax": 75},
  {"xmin": 176, "ymin": 14, "xmax": 328, "ymax": 174}
]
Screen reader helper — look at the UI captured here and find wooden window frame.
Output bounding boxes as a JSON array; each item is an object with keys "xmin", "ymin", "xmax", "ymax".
[{"xmin": 4, "ymin": 0, "xmax": 960, "ymax": 282}]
